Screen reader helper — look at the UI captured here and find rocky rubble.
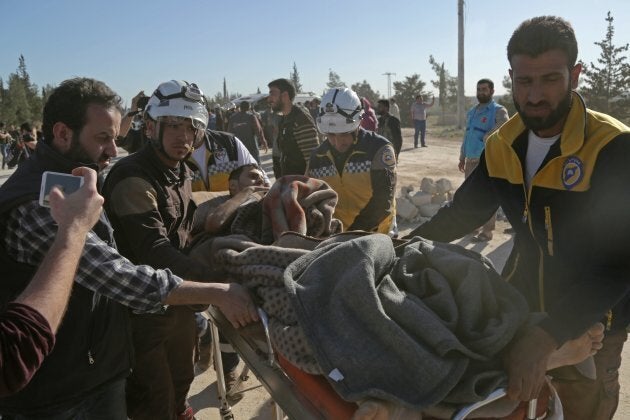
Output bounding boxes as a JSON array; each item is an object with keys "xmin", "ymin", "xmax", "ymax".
[{"xmin": 396, "ymin": 177, "xmax": 455, "ymax": 224}]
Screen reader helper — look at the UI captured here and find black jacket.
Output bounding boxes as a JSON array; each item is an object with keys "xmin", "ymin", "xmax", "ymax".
[
  {"xmin": 277, "ymin": 105, "xmax": 319, "ymax": 176},
  {"xmin": 409, "ymin": 93, "xmax": 630, "ymax": 345},
  {"xmin": 103, "ymin": 143, "xmax": 214, "ymax": 282},
  {"xmin": 0, "ymin": 142, "xmax": 132, "ymax": 415}
]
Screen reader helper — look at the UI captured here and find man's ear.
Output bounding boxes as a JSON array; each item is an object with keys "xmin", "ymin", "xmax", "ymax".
[
  {"xmin": 570, "ymin": 63, "xmax": 582, "ymax": 90},
  {"xmin": 145, "ymin": 120, "xmax": 156, "ymax": 139},
  {"xmin": 51, "ymin": 122, "xmax": 73, "ymax": 153}
]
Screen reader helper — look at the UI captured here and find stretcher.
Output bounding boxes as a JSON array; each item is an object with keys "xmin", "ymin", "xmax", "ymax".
[{"xmin": 207, "ymin": 306, "xmax": 551, "ymax": 420}]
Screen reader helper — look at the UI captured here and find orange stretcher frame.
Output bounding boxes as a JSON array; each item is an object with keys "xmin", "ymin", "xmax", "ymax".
[{"xmin": 207, "ymin": 306, "xmax": 546, "ymax": 420}]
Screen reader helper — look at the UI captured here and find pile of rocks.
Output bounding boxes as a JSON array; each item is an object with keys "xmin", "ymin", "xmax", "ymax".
[{"xmin": 396, "ymin": 177, "xmax": 454, "ymax": 224}]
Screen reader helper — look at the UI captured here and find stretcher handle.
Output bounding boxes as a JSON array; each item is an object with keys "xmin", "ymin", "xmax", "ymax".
[
  {"xmin": 257, "ymin": 307, "xmax": 276, "ymax": 367},
  {"xmin": 451, "ymin": 387, "xmax": 507, "ymax": 420}
]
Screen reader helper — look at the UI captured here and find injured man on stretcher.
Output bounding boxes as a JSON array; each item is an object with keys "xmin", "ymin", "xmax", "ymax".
[{"xmin": 189, "ymin": 170, "xmax": 605, "ymax": 419}]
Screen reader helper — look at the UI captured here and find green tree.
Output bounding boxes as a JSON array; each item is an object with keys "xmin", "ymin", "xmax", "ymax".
[
  {"xmin": 392, "ymin": 74, "xmax": 427, "ymax": 127},
  {"xmin": 16, "ymin": 55, "xmax": 42, "ymax": 123},
  {"xmin": 326, "ymin": 69, "xmax": 346, "ymax": 89},
  {"xmin": 579, "ymin": 11, "xmax": 630, "ymax": 120},
  {"xmin": 41, "ymin": 83, "xmax": 56, "ymax": 105},
  {"xmin": 290, "ymin": 62, "xmax": 303, "ymax": 92},
  {"xmin": 0, "ymin": 56, "xmax": 45, "ymax": 126},
  {"xmin": 428, "ymin": 55, "xmax": 458, "ymax": 122},
  {"xmin": 4, "ymin": 73, "xmax": 33, "ymax": 125},
  {"xmin": 350, "ymin": 80, "xmax": 380, "ymax": 106}
]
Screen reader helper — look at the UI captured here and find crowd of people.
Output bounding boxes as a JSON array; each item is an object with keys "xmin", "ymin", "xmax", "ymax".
[{"xmin": 0, "ymin": 14, "xmax": 628, "ymax": 420}]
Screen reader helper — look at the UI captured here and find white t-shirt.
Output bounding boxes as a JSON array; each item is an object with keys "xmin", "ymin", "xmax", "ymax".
[{"xmin": 525, "ymin": 131, "xmax": 560, "ymax": 187}]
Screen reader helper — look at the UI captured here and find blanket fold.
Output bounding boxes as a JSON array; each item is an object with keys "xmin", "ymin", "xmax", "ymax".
[{"xmin": 284, "ymin": 234, "xmax": 530, "ymax": 409}]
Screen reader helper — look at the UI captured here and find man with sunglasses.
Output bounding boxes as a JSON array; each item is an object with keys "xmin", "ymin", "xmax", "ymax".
[
  {"xmin": 307, "ymin": 87, "xmax": 397, "ymax": 234},
  {"xmin": 103, "ymin": 80, "xmax": 236, "ymax": 420}
]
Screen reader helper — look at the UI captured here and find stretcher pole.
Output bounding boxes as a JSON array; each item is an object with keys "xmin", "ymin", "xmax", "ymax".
[{"xmin": 210, "ymin": 313, "xmax": 234, "ymax": 420}]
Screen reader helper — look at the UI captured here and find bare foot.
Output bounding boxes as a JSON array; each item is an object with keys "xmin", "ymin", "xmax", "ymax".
[{"xmin": 547, "ymin": 322, "xmax": 605, "ymax": 370}]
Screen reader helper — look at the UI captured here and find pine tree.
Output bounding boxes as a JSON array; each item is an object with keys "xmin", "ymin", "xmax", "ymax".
[
  {"xmin": 429, "ymin": 56, "xmax": 460, "ymax": 123},
  {"xmin": 222, "ymin": 78, "xmax": 228, "ymax": 101},
  {"xmin": 580, "ymin": 11, "xmax": 630, "ymax": 120},
  {"xmin": 5, "ymin": 73, "xmax": 32, "ymax": 125},
  {"xmin": 350, "ymin": 80, "xmax": 380, "ymax": 107},
  {"xmin": 392, "ymin": 74, "xmax": 427, "ymax": 126},
  {"xmin": 290, "ymin": 62, "xmax": 303, "ymax": 92},
  {"xmin": 326, "ymin": 69, "xmax": 346, "ymax": 89}
]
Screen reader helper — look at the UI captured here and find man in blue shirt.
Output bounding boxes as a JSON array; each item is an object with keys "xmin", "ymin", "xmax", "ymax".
[{"xmin": 458, "ymin": 78, "xmax": 508, "ymax": 241}]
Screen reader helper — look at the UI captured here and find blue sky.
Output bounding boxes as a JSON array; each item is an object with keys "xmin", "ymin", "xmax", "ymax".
[{"xmin": 1, "ymin": 0, "xmax": 628, "ymax": 107}]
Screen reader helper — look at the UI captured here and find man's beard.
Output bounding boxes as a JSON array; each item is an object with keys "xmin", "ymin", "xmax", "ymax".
[
  {"xmin": 64, "ymin": 134, "xmax": 111, "ymax": 170},
  {"xmin": 270, "ymin": 100, "xmax": 284, "ymax": 112},
  {"xmin": 477, "ymin": 94, "xmax": 491, "ymax": 104},
  {"xmin": 514, "ymin": 87, "xmax": 572, "ymax": 133}
]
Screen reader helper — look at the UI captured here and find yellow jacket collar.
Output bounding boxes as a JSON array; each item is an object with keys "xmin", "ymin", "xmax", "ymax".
[{"xmin": 494, "ymin": 91, "xmax": 587, "ymax": 156}]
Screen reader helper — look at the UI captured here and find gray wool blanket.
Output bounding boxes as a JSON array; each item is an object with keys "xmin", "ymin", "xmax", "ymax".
[{"xmin": 283, "ymin": 234, "xmax": 530, "ymax": 410}]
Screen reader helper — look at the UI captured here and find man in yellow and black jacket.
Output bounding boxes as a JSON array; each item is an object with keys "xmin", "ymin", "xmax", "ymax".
[
  {"xmin": 187, "ymin": 129, "xmax": 269, "ymax": 192},
  {"xmin": 407, "ymin": 16, "xmax": 630, "ymax": 418},
  {"xmin": 308, "ymin": 87, "xmax": 396, "ymax": 234}
]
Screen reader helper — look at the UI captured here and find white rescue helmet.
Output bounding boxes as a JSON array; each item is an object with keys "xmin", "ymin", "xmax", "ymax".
[
  {"xmin": 145, "ymin": 80, "xmax": 209, "ymax": 148},
  {"xmin": 317, "ymin": 88, "xmax": 364, "ymax": 134}
]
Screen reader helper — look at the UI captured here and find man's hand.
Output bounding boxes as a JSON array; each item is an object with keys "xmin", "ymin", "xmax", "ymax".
[
  {"xmin": 458, "ymin": 158, "xmax": 465, "ymax": 173},
  {"xmin": 130, "ymin": 90, "xmax": 146, "ymax": 111},
  {"xmin": 504, "ymin": 325, "xmax": 557, "ymax": 401},
  {"xmin": 260, "ymin": 137, "xmax": 269, "ymax": 153},
  {"xmin": 49, "ymin": 167, "xmax": 104, "ymax": 233},
  {"xmin": 215, "ymin": 283, "xmax": 259, "ymax": 328}
]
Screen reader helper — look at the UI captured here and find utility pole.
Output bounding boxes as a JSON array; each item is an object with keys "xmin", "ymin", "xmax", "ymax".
[
  {"xmin": 457, "ymin": 0, "xmax": 465, "ymax": 128},
  {"xmin": 383, "ymin": 72, "xmax": 396, "ymax": 99}
]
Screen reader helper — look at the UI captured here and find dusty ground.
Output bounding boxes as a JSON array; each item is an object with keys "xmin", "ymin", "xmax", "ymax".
[{"xmin": 0, "ymin": 127, "xmax": 626, "ymax": 419}]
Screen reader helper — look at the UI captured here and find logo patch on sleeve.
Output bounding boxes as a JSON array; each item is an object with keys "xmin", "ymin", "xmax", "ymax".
[
  {"xmin": 562, "ymin": 156, "xmax": 583, "ymax": 189},
  {"xmin": 381, "ymin": 148, "xmax": 396, "ymax": 167}
]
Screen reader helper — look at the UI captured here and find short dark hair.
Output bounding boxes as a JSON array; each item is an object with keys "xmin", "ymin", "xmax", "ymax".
[
  {"xmin": 20, "ymin": 122, "xmax": 32, "ymax": 132},
  {"xmin": 43, "ymin": 77, "xmax": 123, "ymax": 144},
  {"xmin": 229, "ymin": 163, "xmax": 260, "ymax": 182},
  {"xmin": 507, "ymin": 16, "xmax": 578, "ymax": 68},
  {"xmin": 268, "ymin": 78, "xmax": 296, "ymax": 101},
  {"xmin": 377, "ymin": 99, "xmax": 390, "ymax": 110},
  {"xmin": 239, "ymin": 101, "xmax": 250, "ymax": 112},
  {"xmin": 477, "ymin": 78, "xmax": 494, "ymax": 90}
]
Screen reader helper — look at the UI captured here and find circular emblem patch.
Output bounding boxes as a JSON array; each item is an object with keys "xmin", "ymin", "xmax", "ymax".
[
  {"xmin": 381, "ymin": 148, "xmax": 396, "ymax": 167},
  {"xmin": 562, "ymin": 156, "xmax": 583, "ymax": 189}
]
